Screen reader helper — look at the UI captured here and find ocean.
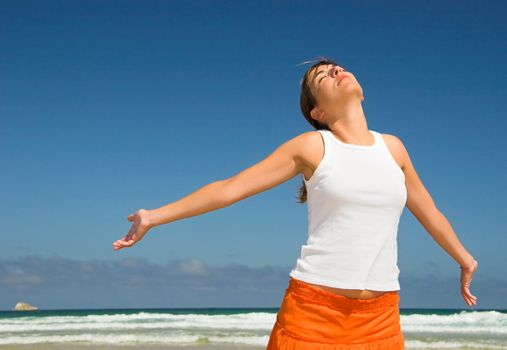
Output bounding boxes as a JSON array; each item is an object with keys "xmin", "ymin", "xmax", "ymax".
[{"xmin": 0, "ymin": 308, "xmax": 505, "ymax": 350}]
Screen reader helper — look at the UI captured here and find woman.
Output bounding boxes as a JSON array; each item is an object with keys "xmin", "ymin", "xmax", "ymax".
[{"xmin": 112, "ymin": 57, "xmax": 478, "ymax": 349}]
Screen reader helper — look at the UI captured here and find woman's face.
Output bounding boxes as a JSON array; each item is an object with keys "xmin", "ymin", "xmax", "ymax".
[{"xmin": 308, "ymin": 64, "xmax": 364, "ymax": 119}]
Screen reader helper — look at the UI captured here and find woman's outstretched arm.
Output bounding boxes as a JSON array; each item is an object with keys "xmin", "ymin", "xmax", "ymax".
[
  {"xmin": 386, "ymin": 134, "xmax": 478, "ymax": 307},
  {"xmin": 112, "ymin": 132, "xmax": 313, "ymax": 251}
]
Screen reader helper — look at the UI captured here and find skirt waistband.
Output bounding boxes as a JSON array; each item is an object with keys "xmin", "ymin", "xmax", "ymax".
[{"xmin": 287, "ymin": 277, "xmax": 400, "ymax": 312}]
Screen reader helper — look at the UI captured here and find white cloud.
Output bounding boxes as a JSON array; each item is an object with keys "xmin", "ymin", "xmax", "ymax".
[
  {"xmin": 0, "ymin": 256, "xmax": 504, "ymax": 310},
  {"xmin": 178, "ymin": 258, "xmax": 208, "ymax": 276}
]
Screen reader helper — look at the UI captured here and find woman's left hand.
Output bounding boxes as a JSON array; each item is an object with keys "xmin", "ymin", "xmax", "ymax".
[{"xmin": 460, "ymin": 259, "xmax": 478, "ymax": 307}]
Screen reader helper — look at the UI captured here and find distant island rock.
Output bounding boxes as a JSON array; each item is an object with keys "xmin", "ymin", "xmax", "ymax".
[{"xmin": 13, "ymin": 302, "xmax": 39, "ymax": 311}]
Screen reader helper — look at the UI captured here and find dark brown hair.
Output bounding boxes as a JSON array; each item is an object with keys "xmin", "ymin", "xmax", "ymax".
[{"xmin": 297, "ymin": 56, "xmax": 340, "ymax": 203}]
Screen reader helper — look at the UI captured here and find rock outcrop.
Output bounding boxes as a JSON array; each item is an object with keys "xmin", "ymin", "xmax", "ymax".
[{"xmin": 13, "ymin": 302, "xmax": 39, "ymax": 311}]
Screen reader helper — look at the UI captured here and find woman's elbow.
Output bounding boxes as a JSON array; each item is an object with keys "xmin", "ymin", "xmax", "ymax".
[
  {"xmin": 220, "ymin": 178, "xmax": 244, "ymax": 206},
  {"xmin": 221, "ymin": 176, "xmax": 267, "ymax": 205}
]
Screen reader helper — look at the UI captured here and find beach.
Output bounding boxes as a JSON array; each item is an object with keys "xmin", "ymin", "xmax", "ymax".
[
  {"xmin": 0, "ymin": 308, "xmax": 506, "ymax": 349},
  {"xmin": 0, "ymin": 346, "xmax": 264, "ymax": 350}
]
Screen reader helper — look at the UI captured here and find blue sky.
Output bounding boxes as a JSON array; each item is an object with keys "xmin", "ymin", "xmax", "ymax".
[{"xmin": 1, "ymin": 0, "xmax": 506, "ymax": 310}]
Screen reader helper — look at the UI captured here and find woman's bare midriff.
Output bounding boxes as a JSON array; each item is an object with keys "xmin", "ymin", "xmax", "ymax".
[{"xmin": 303, "ymin": 281, "xmax": 390, "ymax": 299}]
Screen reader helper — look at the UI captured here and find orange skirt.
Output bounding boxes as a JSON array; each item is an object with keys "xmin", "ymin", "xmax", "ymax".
[{"xmin": 267, "ymin": 277, "xmax": 404, "ymax": 349}]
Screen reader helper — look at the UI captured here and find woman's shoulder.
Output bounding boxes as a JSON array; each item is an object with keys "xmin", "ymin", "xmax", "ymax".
[
  {"xmin": 378, "ymin": 132, "xmax": 406, "ymax": 151},
  {"xmin": 275, "ymin": 130, "xmax": 324, "ymax": 158},
  {"xmin": 287, "ymin": 131, "xmax": 327, "ymax": 179},
  {"xmin": 378, "ymin": 132, "xmax": 407, "ymax": 169},
  {"xmin": 378, "ymin": 131, "xmax": 402, "ymax": 144},
  {"xmin": 293, "ymin": 130, "xmax": 327, "ymax": 150}
]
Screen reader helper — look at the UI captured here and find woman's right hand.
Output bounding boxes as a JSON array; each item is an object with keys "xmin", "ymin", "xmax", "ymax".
[
  {"xmin": 113, "ymin": 209, "xmax": 152, "ymax": 251},
  {"xmin": 460, "ymin": 259, "xmax": 478, "ymax": 307}
]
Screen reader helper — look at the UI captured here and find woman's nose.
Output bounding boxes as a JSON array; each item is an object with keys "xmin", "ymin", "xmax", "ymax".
[{"xmin": 331, "ymin": 66, "xmax": 344, "ymax": 78}]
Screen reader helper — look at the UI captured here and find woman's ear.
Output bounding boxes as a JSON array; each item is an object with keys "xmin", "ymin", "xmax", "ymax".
[{"xmin": 310, "ymin": 108, "xmax": 324, "ymax": 124}]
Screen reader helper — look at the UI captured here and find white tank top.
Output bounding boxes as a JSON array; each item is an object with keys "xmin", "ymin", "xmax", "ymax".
[{"xmin": 289, "ymin": 129, "xmax": 407, "ymax": 291}]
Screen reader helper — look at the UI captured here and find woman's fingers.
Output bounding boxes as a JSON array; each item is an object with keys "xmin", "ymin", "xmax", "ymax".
[
  {"xmin": 112, "ymin": 237, "xmax": 134, "ymax": 251},
  {"xmin": 462, "ymin": 290, "xmax": 473, "ymax": 306},
  {"xmin": 112, "ymin": 228, "xmax": 138, "ymax": 249},
  {"xmin": 465, "ymin": 292, "xmax": 476, "ymax": 303},
  {"xmin": 461, "ymin": 285, "xmax": 477, "ymax": 306},
  {"xmin": 461, "ymin": 286, "xmax": 476, "ymax": 307},
  {"xmin": 113, "ymin": 210, "xmax": 151, "ymax": 251},
  {"xmin": 113, "ymin": 221, "xmax": 139, "ymax": 250},
  {"xmin": 112, "ymin": 238, "xmax": 136, "ymax": 251},
  {"xmin": 459, "ymin": 259, "xmax": 478, "ymax": 307},
  {"xmin": 465, "ymin": 293, "xmax": 477, "ymax": 303},
  {"xmin": 466, "ymin": 292, "xmax": 477, "ymax": 302},
  {"xmin": 464, "ymin": 286, "xmax": 477, "ymax": 299}
]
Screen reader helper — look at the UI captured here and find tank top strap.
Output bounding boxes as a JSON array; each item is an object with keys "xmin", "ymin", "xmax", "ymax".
[
  {"xmin": 370, "ymin": 130, "xmax": 388, "ymax": 155},
  {"xmin": 316, "ymin": 129, "xmax": 329, "ymax": 139},
  {"xmin": 371, "ymin": 130, "xmax": 382, "ymax": 148},
  {"xmin": 372, "ymin": 130, "xmax": 406, "ymax": 182},
  {"xmin": 315, "ymin": 129, "xmax": 331, "ymax": 151}
]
